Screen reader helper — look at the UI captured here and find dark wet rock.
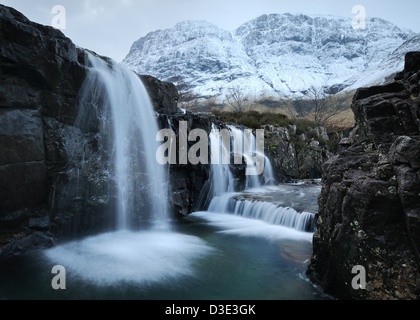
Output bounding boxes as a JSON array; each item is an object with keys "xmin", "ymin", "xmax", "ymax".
[
  {"xmin": 157, "ymin": 111, "xmax": 217, "ymax": 215},
  {"xmin": 264, "ymin": 124, "xmax": 332, "ymax": 182},
  {"xmin": 140, "ymin": 74, "xmax": 179, "ymax": 114},
  {"xmin": 28, "ymin": 216, "xmax": 50, "ymax": 231},
  {"xmin": 1, "ymin": 232, "xmax": 55, "ymax": 258},
  {"xmin": 0, "ymin": 4, "xmax": 111, "ymax": 258},
  {"xmin": 352, "ymin": 81, "xmax": 407, "ymax": 102},
  {"xmin": 307, "ymin": 52, "xmax": 420, "ymax": 300}
]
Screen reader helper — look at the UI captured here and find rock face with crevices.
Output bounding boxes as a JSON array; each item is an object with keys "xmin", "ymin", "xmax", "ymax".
[
  {"xmin": 307, "ymin": 52, "xmax": 420, "ymax": 300},
  {"xmin": 0, "ymin": 4, "xmax": 182, "ymax": 258},
  {"xmin": 0, "ymin": 4, "xmax": 90, "ymax": 256}
]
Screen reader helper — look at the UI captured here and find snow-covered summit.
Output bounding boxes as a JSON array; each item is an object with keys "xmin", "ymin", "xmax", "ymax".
[{"xmin": 122, "ymin": 13, "xmax": 419, "ymax": 100}]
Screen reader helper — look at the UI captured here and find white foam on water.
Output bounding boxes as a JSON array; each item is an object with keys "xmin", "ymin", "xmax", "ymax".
[
  {"xmin": 44, "ymin": 231, "xmax": 213, "ymax": 286},
  {"xmin": 207, "ymin": 192, "xmax": 316, "ymax": 232},
  {"xmin": 189, "ymin": 211, "xmax": 314, "ymax": 242}
]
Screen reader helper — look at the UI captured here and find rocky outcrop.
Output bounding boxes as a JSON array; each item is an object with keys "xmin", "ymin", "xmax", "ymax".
[
  {"xmin": 140, "ymin": 74, "xmax": 179, "ymax": 114},
  {"xmin": 0, "ymin": 4, "xmax": 188, "ymax": 258},
  {"xmin": 264, "ymin": 124, "xmax": 332, "ymax": 182},
  {"xmin": 0, "ymin": 4, "xmax": 90, "ymax": 257},
  {"xmin": 307, "ymin": 52, "xmax": 420, "ymax": 300},
  {"xmin": 157, "ymin": 110, "xmax": 216, "ymax": 216}
]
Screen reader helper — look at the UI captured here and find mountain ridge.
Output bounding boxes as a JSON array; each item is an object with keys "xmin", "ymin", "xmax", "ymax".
[{"xmin": 122, "ymin": 13, "xmax": 419, "ymax": 100}]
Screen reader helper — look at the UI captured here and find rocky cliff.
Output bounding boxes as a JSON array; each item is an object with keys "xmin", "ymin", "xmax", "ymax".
[
  {"xmin": 264, "ymin": 124, "xmax": 332, "ymax": 181},
  {"xmin": 307, "ymin": 52, "xmax": 420, "ymax": 299},
  {"xmin": 0, "ymin": 4, "xmax": 182, "ymax": 258},
  {"xmin": 0, "ymin": 4, "xmax": 89, "ymax": 256}
]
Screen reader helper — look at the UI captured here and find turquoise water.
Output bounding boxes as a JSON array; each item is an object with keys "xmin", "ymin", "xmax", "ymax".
[{"xmin": 0, "ymin": 184, "xmax": 329, "ymax": 300}]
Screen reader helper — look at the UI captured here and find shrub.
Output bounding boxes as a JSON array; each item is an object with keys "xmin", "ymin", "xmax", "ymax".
[
  {"xmin": 213, "ymin": 110, "xmax": 290, "ymax": 129},
  {"xmin": 211, "ymin": 109, "xmax": 340, "ymax": 154}
]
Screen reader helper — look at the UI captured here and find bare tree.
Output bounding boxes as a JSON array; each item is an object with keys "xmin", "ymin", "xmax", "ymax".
[
  {"xmin": 281, "ymin": 86, "xmax": 347, "ymax": 129},
  {"xmin": 309, "ymin": 86, "xmax": 343, "ymax": 125},
  {"xmin": 170, "ymin": 76, "xmax": 201, "ymax": 111},
  {"xmin": 224, "ymin": 85, "xmax": 252, "ymax": 112}
]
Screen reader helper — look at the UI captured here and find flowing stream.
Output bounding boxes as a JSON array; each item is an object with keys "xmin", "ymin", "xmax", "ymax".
[{"xmin": 0, "ymin": 56, "xmax": 329, "ymax": 300}]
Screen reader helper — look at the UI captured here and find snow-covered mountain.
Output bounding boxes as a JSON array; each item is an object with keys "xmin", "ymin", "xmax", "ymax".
[{"xmin": 122, "ymin": 13, "xmax": 419, "ymax": 100}]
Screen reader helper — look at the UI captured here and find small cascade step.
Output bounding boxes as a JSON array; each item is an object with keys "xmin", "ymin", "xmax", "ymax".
[{"xmin": 208, "ymin": 192, "xmax": 316, "ymax": 232}]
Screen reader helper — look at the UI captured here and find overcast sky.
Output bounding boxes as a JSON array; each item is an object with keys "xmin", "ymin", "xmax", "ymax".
[{"xmin": 1, "ymin": 0, "xmax": 419, "ymax": 62}]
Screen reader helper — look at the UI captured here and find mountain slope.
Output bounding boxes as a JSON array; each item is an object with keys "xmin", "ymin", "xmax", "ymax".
[{"xmin": 122, "ymin": 13, "xmax": 419, "ymax": 100}]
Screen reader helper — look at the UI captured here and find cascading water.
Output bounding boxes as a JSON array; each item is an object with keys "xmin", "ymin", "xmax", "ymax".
[
  {"xmin": 8, "ymin": 55, "xmax": 325, "ymax": 299},
  {"xmin": 197, "ymin": 124, "xmax": 316, "ymax": 233},
  {"xmin": 228, "ymin": 125, "xmax": 276, "ymax": 189},
  {"xmin": 207, "ymin": 193, "xmax": 316, "ymax": 232},
  {"xmin": 2, "ymin": 49, "xmax": 328, "ymax": 300},
  {"xmin": 197, "ymin": 124, "xmax": 265, "ymax": 210},
  {"xmin": 262, "ymin": 155, "xmax": 275, "ymax": 186},
  {"xmin": 44, "ymin": 54, "xmax": 212, "ymax": 286},
  {"xmin": 209, "ymin": 124, "xmax": 235, "ymax": 196},
  {"xmin": 78, "ymin": 53, "xmax": 168, "ymax": 229},
  {"xmin": 228, "ymin": 125, "xmax": 260, "ymax": 189}
]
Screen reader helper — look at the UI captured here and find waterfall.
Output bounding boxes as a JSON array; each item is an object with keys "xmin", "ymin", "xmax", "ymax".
[
  {"xmin": 228, "ymin": 125, "xmax": 276, "ymax": 189},
  {"xmin": 205, "ymin": 124, "xmax": 276, "ymax": 195},
  {"xmin": 43, "ymin": 56, "xmax": 317, "ymax": 289},
  {"xmin": 209, "ymin": 124, "xmax": 235, "ymax": 196},
  {"xmin": 45, "ymin": 54, "xmax": 217, "ymax": 288},
  {"xmin": 78, "ymin": 53, "xmax": 168, "ymax": 229},
  {"xmin": 262, "ymin": 157, "xmax": 275, "ymax": 186},
  {"xmin": 207, "ymin": 194, "xmax": 316, "ymax": 232},
  {"xmin": 200, "ymin": 124, "xmax": 314, "ymax": 233},
  {"xmin": 228, "ymin": 125, "xmax": 260, "ymax": 189}
]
